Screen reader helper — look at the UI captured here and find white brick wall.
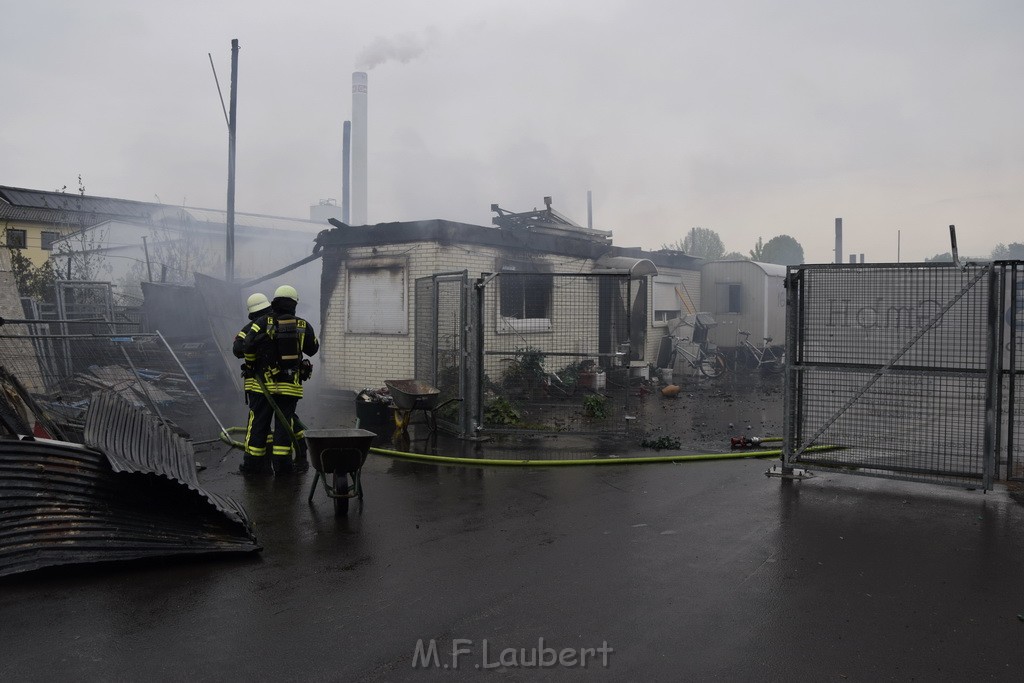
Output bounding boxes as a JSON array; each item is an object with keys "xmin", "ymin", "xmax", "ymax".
[
  {"xmin": 319, "ymin": 241, "xmax": 700, "ymax": 390},
  {"xmin": 321, "ymin": 242, "xmax": 499, "ymax": 391}
]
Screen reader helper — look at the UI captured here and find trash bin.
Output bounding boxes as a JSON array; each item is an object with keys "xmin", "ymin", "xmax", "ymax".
[{"xmin": 355, "ymin": 391, "xmax": 393, "ymax": 430}]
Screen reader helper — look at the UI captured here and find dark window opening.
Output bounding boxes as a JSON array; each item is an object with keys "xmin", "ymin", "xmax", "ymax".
[
  {"xmin": 41, "ymin": 231, "xmax": 60, "ymax": 250},
  {"xmin": 6, "ymin": 229, "xmax": 27, "ymax": 249},
  {"xmin": 500, "ymin": 272, "xmax": 551, "ymax": 319},
  {"xmin": 727, "ymin": 283, "xmax": 742, "ymax": 313}
]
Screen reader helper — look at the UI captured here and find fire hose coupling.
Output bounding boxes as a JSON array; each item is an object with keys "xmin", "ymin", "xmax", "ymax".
[{"xmin": 730, "ymin": 436, "xmax": 763, "ymax": 449}]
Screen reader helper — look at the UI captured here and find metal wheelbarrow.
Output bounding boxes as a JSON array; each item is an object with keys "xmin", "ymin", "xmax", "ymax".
[
  {"xmin": 385, "ymin": 379, "xmax": 462, "ymax": 432},
  {"xmin": 305, "ymin": 428, "xmax": 376, "ymax": 516}
]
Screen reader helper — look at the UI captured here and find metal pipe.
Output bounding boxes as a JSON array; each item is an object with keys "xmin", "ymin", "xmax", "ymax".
[
  {"xmin": 226, "ymin": 38, "xmax": 239, "ymax": 281},
  {"xmin": 238, "ymin": 251, "xmax": 324, "ymax": 287},
  {"xmin": 0, "ymin": 317, "xmax": 137, "ymax": 326}
]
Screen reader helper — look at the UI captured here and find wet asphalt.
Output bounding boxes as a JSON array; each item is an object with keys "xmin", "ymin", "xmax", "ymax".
[{"xmin": 3, "ymin": 375, "xmax": 1024, "ymax": 681}]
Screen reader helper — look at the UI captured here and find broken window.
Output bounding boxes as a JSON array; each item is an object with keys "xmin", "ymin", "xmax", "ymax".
[{"xmin": 497, "ymin": 260, "xmax": 552, "ymax": 333}]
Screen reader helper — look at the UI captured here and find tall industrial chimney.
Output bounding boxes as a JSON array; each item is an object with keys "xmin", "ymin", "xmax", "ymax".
[
  {"xmin": 342, "ymin": 120, "xmax": 351, "ymax": 224},
  {"xmin": 835, "ymin": 217, "xmax": 843, "ymax": 264},
  {"xmin": 351, "ymin": 72, "xmax": 368, "ymax": 225}
]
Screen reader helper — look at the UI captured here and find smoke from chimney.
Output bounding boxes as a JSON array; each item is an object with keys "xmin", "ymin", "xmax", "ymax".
[{"xmin": 355, "ymin": 31, "xmax": 435, "ymax": 70}]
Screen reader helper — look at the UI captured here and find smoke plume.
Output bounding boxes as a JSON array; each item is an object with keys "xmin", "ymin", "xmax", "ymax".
[{"xmin": 355, "ymin": 30, "xmax": 436, "ymax": 70}]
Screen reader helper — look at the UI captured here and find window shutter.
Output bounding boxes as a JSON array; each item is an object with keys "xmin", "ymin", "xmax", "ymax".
[{"xmin": 347, "ymin": 267, "xmax": 408, "ymax": 334}]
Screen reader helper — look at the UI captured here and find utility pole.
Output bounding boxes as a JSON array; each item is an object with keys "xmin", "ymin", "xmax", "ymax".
[
  {"xmin": 226, "ymin": 38, "xmax": 239, "ymax": 281},
  {"xmin": 142, "ymin": 236, "xmax": 153, "ymax": 282}
]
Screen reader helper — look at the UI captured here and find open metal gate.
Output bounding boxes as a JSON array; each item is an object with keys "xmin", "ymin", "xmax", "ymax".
[
  {"xmin": 414, "ymin": 272, "xmax": 474, "ymax": 436},
  {"xmin": 783, "ymin": 261, "xmax": 1022, "ymax": 490}
]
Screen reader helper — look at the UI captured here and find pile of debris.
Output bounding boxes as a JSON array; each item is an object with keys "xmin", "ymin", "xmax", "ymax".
[{"xmin": 0, "ymin": 388, "xmax": 260, "ymax": 579}]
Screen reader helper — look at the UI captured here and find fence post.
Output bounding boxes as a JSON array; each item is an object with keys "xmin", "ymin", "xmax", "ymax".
[
  {"xmin": 780, "ymin": 267, "xmax": 801, "ymax": 475},
  {"xmin": 983, "ymin": 266, "xmax": 1001, "ymax": 488}
]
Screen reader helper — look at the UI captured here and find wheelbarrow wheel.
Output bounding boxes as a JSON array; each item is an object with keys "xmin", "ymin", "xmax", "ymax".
[{"xmin": 333, "ymin": 471, "xmax": 349, "ymax": 516}]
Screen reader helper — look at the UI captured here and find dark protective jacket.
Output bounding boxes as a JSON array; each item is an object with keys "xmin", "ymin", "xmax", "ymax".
[
  {"xmin": 242, "ymin": 300, "xmax": 319, "ymax": 398},
  {"xmin": 232, "ymin": 309, "xmax": 268, "ymax": 393}
]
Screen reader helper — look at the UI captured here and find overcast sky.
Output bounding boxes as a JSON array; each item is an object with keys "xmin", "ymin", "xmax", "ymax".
[{"xmin": 3, "ymin": 0, "xmax": 1022, "ymax": 262}]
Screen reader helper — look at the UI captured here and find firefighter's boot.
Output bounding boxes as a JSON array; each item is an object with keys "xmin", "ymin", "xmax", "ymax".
[
  {"xmin": 272, "ymin": 454, "xmax": 294, "ymax": 475},
  {"xmin": 293, "ymin": 440, "xmax": 310, "ymax": 473},
  {"xmin": 239, "ymin": 455, "xmax": 272, "ymax": 476}
]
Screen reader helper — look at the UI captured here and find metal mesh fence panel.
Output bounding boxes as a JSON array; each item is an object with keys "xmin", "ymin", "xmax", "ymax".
[
  {"xmin": 413, "ymin": 276, "xmax": 436, "ymax": 385},
  {"xmin": 435, "ymin": 275, "xmax": 466, "ymax": 433},
  {"xmin": 0, "ymin": 322, "xmax": 226, "ymax": 445},
  {"xmin": 478, "ymin": 273, "xmax": 632, "ymax": 435},
  {"xmin": 784, "ymin": 263, "xmax": 997, "ymax": 488},
  {"xmin": 413, "ymin": 273, "xmax": 469, "ymax": 435},
  {"xmin": 999, "ymin": 263, "xmax": 1023, "ymax": 481}
]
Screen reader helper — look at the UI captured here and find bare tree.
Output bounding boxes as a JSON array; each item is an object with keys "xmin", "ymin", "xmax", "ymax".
[
  {"xmin": 749, "ymin": 237, "xmax": 765, "ymax": 261},
  {"xmin": 51, "ymin": 178, "xmax": 112, "ymax": 282}
]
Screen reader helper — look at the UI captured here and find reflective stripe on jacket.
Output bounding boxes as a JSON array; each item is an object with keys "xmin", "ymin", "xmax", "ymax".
[{"xmin": 243, "ymin": 315, "xmax": 319, "ymax": 398}]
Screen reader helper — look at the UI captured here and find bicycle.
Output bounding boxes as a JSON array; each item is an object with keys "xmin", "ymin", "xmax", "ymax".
[
  {"xmin": 735, "ymin": 330, "xmax": 784, "ymax": 372},
  {"xmin": 669, "ymin": 337, "xmax": 727, "ymax": 378}
]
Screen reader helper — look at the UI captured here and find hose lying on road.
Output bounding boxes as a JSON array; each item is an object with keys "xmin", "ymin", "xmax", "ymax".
[{"xmin": 367, "ymin": 444, "xmax": 843, "ymax": 468}]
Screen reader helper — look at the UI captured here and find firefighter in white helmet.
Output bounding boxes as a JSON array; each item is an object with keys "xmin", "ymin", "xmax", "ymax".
[
  {"xmin": 232, "ymin": 293, "xmax": 274, "ymax": 474},
  {"xmin": 240, "ymin": 285, "xmax": 319, "ymax": 475}
]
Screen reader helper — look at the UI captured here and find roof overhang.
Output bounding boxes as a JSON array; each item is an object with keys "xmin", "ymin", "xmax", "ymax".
[{"xmin": 593, "ymin": 256, "xmax": 658, "ymax": 278}]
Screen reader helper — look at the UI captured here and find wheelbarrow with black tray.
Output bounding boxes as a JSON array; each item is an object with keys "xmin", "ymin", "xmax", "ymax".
[
  {"xmin": 385, "ymin": 379, "xmax": 462, "ymax": 432},
  {"xmin": 305, "ymin": 427, "xmax": 376, "ymax": 516}
]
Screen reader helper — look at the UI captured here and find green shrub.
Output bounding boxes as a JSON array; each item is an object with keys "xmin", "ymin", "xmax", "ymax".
[
  {"xmin": 583, "ymin": 393, "xmax": 608, "ymax": 419},
  {"xmin": 484, "ymin": 396, "xmax": 522, "ymax": 426}
]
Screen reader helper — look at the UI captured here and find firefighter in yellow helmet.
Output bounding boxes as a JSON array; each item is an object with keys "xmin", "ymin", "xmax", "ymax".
[{"xmin": 239, "ymin": 285, "xmax": 319, "ymax": 475}]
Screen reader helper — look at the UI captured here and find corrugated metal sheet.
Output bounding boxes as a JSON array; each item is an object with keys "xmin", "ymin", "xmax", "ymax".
[
  {"xmin": 0, "ymin": 391, "xmax": 259, "ymax": 578},
  {"xmin": 83, "ymin": 391, "xmax": 251, "ymax": 524}
]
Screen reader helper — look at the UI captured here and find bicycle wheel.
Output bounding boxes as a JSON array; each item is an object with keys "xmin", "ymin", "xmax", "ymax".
[
  {"xmin": 763, "ymin": 349, "xmax": 785, "ymax": 373},
  {"xmin": 699, "ymin": 352, "xmax": 726, "ymax": 378}
]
